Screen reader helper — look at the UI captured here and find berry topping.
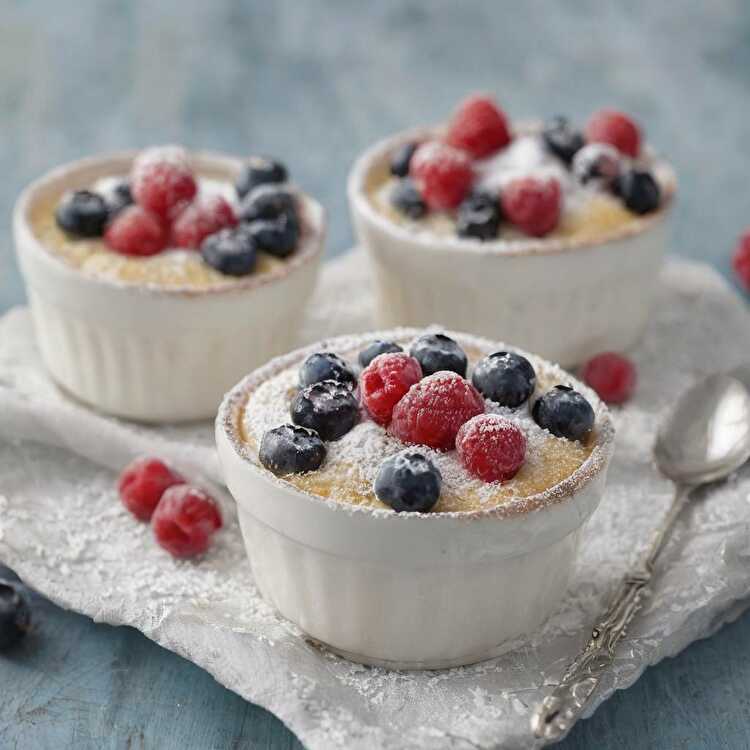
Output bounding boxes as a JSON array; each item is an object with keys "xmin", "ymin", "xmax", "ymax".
[
  {"xmin": 131, "ymin": 146, "xmax": 197, "ymax": 219},
  {"xmin": 409, "ymin": 141, "xmax": 474, "ymax": 211},
  {"xmin": 390, "ymin": 371, "xmax": 484, "ymax": 451},
  {"xmin": 389, "ymin": 142, "xmax": 419, "ymax": 178},
  {"xmin": 118, "ymin": 456, "xmax": 184, "ymax": 521},
  {"xmin": 532, "ymin": 385, "xmax": 595, "ymax": 442},
  {"xmin": 291, "ymin": 380, "xmax": 360, "ymax": 441},
  {"xmin": 55, "ymin": 190, "xmax": 109, "ymax": 237},
  {"xmin": 152, "ymin": 484, "xmax": 222, "ymax": 559},
  {"xmin": 201, "ymin": 225, "xmax": 257, "ymax": 276},
  {"xmin": 259, "ymin": 424, "xmax": 326, "ymax": 476},
  {"xmin": 246, "ymin": 213, "xmax": 299, "ymax": 258},
  {"xmin": 374, "ymin": 451, "xmax": 442, "ymax": 513},
  {"xmin": 104, "ymin": 205, "xmax": 168, "ymax": 256},
  {"xmin": 581, "ymin": 352, "xmax": 637, "ymax": 404},
  {"xmin": 445, "ymin": 94, "xmax": 512, "ymax": 158},
  {"xmin": 358, "ymin": 340, "xmax": 404, "ymax": 369},
  {"xmin": 456, "ymin": 414, "xmax": 527, "ymax": 483},
  {"xmin": 614, "ymin": 170, "xmax": 661, "ymax": 215},
  {"xmin": 542, "ymin": 116, "xmax": 585, "ymax": 165},
  {"xmin": 299, "ymin": 352, "xmax": 357, "ymax": 389},
  {"xmin": 389, "ymin": 179, "xmax": 428, "ymax": 219},
  {"xmin": 235, "ymin": 157, "xmax": 288, "ymax": 199},
  {"xmin": 0, "ymin": 580, "xmax": 31, "ymax": 651},
  {"xmin": 471, "ymin": 351, "xmax": 536, "ymax": 407},
  {"xmin": 732, "ymin": 230, "xmax": 750, "ymax": 291},
  {"xmin": 171, "ymin": 195, "xmax": 237, "ymax": 249},
  {"xmin": 585, "ymin": 109, "xmax": 641, "ymax": 158},
  {"xmin": 456, "ymin": 190, "xmax": 502, "ymax": 240},
  {"xmin": 409, "ymin": 333, "xmax": 468, "ymax": 377},
  {"xmin": 572, "ymin": 143, "xmax": 621, "ymax": 189},
  {"xmin": 238, "ymin": 185, "xmax": 297, "ymax": 223},
  {"xmin": 501, "ymin": 177, "xmax": 561, "ymax": 237},
  {"xmin": 360, "ymin": 352, "xmax": 423, "ymax": 425},
  {"xmin": 105, "ymin": 181, "xmax": 134, "ymax": 217}
]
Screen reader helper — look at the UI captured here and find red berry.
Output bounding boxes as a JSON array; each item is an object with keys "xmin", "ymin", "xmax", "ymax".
[
  {"xmin": 131, "ymin": 146, "xmax": 198, "ymax": 219},
  {"xmin": 585, "ymin": 109, "xmax": 641, "ymax": 158},
  {"xmin": 445, "ymin": 94, "xmax": 512, "ymax": 158},
  {"xmin": 409, "ymin": 141, "xmax": 474, "ymax": 211},
  {"xmin": 732, "ymin": 230, "xmax": 750, "ymax": 291},
  {"xmin": 456, "ymin": 414, "xmax": 526, "ymax": 483},
  {"xmin": 118, "ymin": 457, "xmax": 184, "ymax": 521},
  {"xmin": 171, "ymin": 195, "xmax": 237, "ymax": 249},
  {"xmin": 390, "ymin": 371, "xmax": 485, "ymax": 451},
  {"xmin": 152, "ymin": 484, "xmax": 222, "ymax": 559},
  {"xmin": 581, "ymin": 352, "xmax": 637, "ymax": 404},
  {"xmin": 360, "ymin": 353, "xmax": 422, "ymax": 426},
  {"xmin": 104, "ymin": 205, "xmax": 168, "ymax": 256},
  {"xmin": 502, "ymin": 177, "xmax": 561, "ymax": 237}
]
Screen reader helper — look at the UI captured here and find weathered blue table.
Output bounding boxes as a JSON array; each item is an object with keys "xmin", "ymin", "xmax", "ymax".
[{"xmin": 2, "ymin": 2, "xmax": 749, "ymax": 748}]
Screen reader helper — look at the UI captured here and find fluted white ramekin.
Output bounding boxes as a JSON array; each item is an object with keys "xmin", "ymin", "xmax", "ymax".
[
  {"xmin": 216, "ymin": 328, "xmax": 615, "ymax": 669},
  {"xmin": 14, "ymin": 151, "xmax": 325, "ymax": 422},
  {"xmin": 348, "ymin": 126, "xmax": 676, "ymax": 367}
]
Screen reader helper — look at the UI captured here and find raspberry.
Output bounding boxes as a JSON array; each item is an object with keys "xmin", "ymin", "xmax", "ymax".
[
  {"xmin": 104, "ymin": 205, "xmax": 168, "ymax": 256},
  {"xmin": 409, "ymin": 141, "xmax": 474, "ymax": 211},
  {"xmin": 152, "ymin": 484, "xmax": 222, "ymax": 559},
  {"xmin": 501, "ymin": 177, "xmax": 561, "ymax": 237},
  {"xmin": 118, "ymin": 457, "xmax": 184, "ymax": 521},
  {"xmin": 732, "ymin": 230, "xmax": 750, "ymax": 291},
  {"xmin": 131, "ymin": 146, "xmax": 197, "ymax": 219},
  {"xmin": 171, "ymin": 195, "xmax": 237, "ymax": 249},
  {"xmin": 390, "ymin": 371, "xmax": 484, "ymax": 451},
  {"xmin": 456, "ymin": 414, "xmax": 526, "ymax": 483},
  {"xmin": 445, "ymin": 94, "xmax": 512, "ymax": 158},
  {"xmin": 360, "ymin": 353, "xmax": 423, "ymax": 426},
  {"xmin": 581, "ymin": 352, "xmax": 637, "ymax": 404},
  {"xmin": 585, "ymin": 109, "xmax": 641, "ymax": 158}
]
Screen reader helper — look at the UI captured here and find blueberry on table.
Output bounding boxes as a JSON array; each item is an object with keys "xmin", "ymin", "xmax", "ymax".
[
  {"xmin": 246, "ymin": 213, "xmax": 299, "ymax": 258},
  {"xmin": 389, "ymin": 142, "xmax": 419, "ymax": 177},
  {"xmin": 456, "ymin": 190, "xmax": 501, "ymax": 240},
  {"xmin": 291, "ymin": 380, "xmax": 360, "ymax": 441},
  {"xmin": 105, "ymin": 181, "xmax": 134, "ymax": 218},
  {"xmin": 410, "ymin": 333, "xmax": 468, "ymax": 377},
  {"xmin": 55, "ymin": 190, "xmax": 109, "ymax": 237},
  {"xmin": 238, "ymin": 185, "xmax": 297, "ymax": 223},
  {"xmin": 299, "ymin": 352, "xmax": 357, "ymax": 389},
  {"xmin": 374, "ymin": 451, "xmax": 442, "ymax": 513},
  {"xmin": 472, "ymin": 351, "xmax": 536, "ymax": 407},
  {"xmin": 614, "ymin": 170, "xmax": 661, "ymax": 215},
  {"xmin": 542, "ymin": 116, "xmax": 585, "ymax": 165},
  {"xmin": 260, "ymin": 424, "xmax": 326, "ymax": 475},
  {"xmin": 201, "ymin": 226, "xmax": 257, "ymax": 276},
  {"xmin": 389, "ymin": 179, "xmax": 427, "ymax": 219},
  {"xmin": 0, "ymin": 579, "xmax": 31, "ymax": 650},
  {"xmin": 532, "ymin": 385, "xmax": 595, "ymax": 442},
  {"xmin": 235, "ymin": 157, "xmax": 288, "ymax": 199},
  {"xmin": 358, "ymin": 340, "xmax": 404, "ymax": 369}
]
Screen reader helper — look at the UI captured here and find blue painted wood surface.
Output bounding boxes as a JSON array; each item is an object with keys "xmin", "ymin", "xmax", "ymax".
[{"xmin": 1, "ymin": 1, "xmax": 750, "ymax": 748}]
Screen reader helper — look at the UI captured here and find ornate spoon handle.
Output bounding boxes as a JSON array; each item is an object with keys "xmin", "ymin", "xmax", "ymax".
[{"xmin": 531, "ymin": 483, "xmax": 691, "ymax": 742}]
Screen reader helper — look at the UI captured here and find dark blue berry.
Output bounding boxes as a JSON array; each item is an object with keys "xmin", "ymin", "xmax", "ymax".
[
  {"xmin": 614, "ymin": 170, "xmax": 661, "ymax": 215},
  {"xmin": 472, "ymin": 351, "xmax": 536, "ymax": 407},
  {"xmin": 291, "ymin": 380, "xmax": 360, "ymax": 441},
  {"xmin": 55, "ymin": 190, "xmax": 109, "ymax": 237},
  {"xmin": 246, "ymin": 213, "xmax": 299, "ymax": 258},
  {"xmin": 410, "ymin": 333, "xmax": 467, "ymax": 377},
  {"xmin": 238, "ymin": 185, "xmax": 297, "ymax": 223},
  {"xmin": 0, "ymin": 579, "xmax": 31, "ymax": 650},
  {"xmin": 259, "ymin": 424, "xmax": 326, "ymax": 475},
  {"xmin": 105, "ymin": 181, "xmax": 134, "ymax": 218},
  {"xmin": 456, "ymin": 191, "xmax": 501, "ymax": 240},
  {"xmin": 201, "ymin": 226, "xmax": 257, "ymax": 276},
  {"xmin": 299, "ymin": 352, "xmax": 357, "ymax": 389},
  {"xmin": 235, "ymin": 157, "xmax": 288, "ymax": 199},
  {"xmin": 374, "ymin": 451, "xmax": 442, "ymax": 513},
  {"xmin": 532, "ymin": 385, "xmax": 595, "ymax": 442},
  {"xmin": 358, "ymin": 340, "xmax": 404, "ymax": 368},
  {"xmin": 389, "ymin": 179, "xmax": 427, "ymax": 219},
  {"xmin": 542, "ymin": 116, "xmax": 585, "ymax": 165},
  {"xmin": 389, "ymin": 142, "xmax": 419, "ymax": 177}
]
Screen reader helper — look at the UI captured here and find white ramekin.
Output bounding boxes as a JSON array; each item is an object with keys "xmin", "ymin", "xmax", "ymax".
[
  {"xmin": 347, "ymin": 126, "xmax": 677, "ymax": 368},
  {"xmin": 13, "ymin": 151, "xmax": 325, "ymax": 423},
  {"xmin": 216, "ymin": 328, "xmax": 615, "ymax": 669}
]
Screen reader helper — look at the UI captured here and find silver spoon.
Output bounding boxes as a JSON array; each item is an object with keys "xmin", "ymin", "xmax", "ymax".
[{"xmin": 531, "ymin": 373, "xmax": 750, "ymax": 743}]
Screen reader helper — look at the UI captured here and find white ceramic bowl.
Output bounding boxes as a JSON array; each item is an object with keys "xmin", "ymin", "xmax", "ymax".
[
  {"xmin": 348, "ymin": 126, "xmax": 677, "ymax": 367},
  {"xmin": 14, "ymin": 151, "xmax": 325, "ymax": 422},
  {"xmin": 216, "ymin": 328, "xmax": 615, "ymax": 669}
]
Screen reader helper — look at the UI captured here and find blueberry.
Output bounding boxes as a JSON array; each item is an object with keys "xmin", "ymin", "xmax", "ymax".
[
  {"xmin": 299, "ymin": 352, "xmax": 357, "ymax": 389},
  {"xmin": 456, "ymin": 191, "xmax": 501, "ymax": 241},
  {"xmin": 542, "ymin": 116, "xmax": 585, "ymax": 165},
  {"xmin": 238, "ymin": 185, "xmax": 297, "ymax": 223},
  {"xmin": 374, "ymin": 451, "xmax": 442, "ymax": 513},
  {"xmin": 55, "ymin": 190, "xmax": 109, "ymax": 237},
  {"xmin": 389, "ymin": 142, "xmax": 419, "ymax": 177},
  {"xmin": 291, "ymin": 380, "xmax": 360, "ymax": 441},
  {"xmin": 532, "ymin": 385, "xmax": 595, "ymax": 442},
  {"xmin": 614, "ymin": 170, "xmax": 661, "ymax": 215},
  {"xmin": 105, "ymin": 181, "xmax": 134, "ymax": 218},
  {"xmin": 235, "ymin": 157, "xmax": 288, "ymax": 199},
  {"xmin": 201, "ymin": 226, "xmax": 257, "ymax": 276},
  {"xmin": 259, "ymin": 424, "xmax": 326, "ymax": 476},
  {"xmin": 0, "ymin": 579, "xmax": 31, "ymax": 650},
  {"xmin": 472, "ymin": 351, "xmax": 536, "ymax": 407},
  {"xmin": 245, "ymin": 213, "xmax": 299, "ymax": 258},
  {"xmin": 358, "ymin": 340, "xmax": 404, "ymax": 369},
  {"xmin": 572, "ymin": 143, "xmax": 621, "ymax": 189},
  {"xmin": 410, "ymin": 333, "xmax": 467, "ymax": 377},
  {"xmin": 389, "ymin": 179, "xmax": 427, "ymax": 219}
]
